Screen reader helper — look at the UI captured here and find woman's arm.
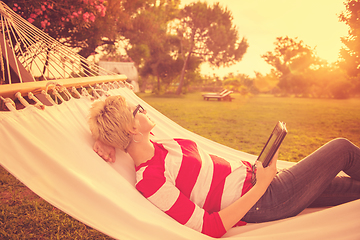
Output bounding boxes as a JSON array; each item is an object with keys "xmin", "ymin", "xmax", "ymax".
[
  {"xmin": 137, "ymin": 150, "xmax": 278, "ymax": 238},
  {"xmin": 93, "ymin": 139, "xmax": 116, "ymax": 163},
  {"xmin": 219, "ymin": 151, "xmax": 278, "ymax": 231}
]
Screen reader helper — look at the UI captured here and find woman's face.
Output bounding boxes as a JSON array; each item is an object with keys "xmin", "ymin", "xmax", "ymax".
[{"xmin": 128, "ymin": 103, "xmax": 155, "ymax": 134}]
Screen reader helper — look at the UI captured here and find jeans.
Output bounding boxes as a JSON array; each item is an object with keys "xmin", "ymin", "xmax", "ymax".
[{"xmin": 242, "ymin": 138, "xmax": 360, "ymax": 223}]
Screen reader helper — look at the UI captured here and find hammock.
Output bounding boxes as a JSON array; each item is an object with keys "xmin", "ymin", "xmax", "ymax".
[
  {"xmin": 0, "ymin": 2, "xmax": 359, "ymax": 239},
  {"xmin": 1, "ymin": 87, "xmax": 360, "ymax": 240}
]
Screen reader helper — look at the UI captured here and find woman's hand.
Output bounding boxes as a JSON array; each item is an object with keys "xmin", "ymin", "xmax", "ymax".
[
  {"xmin": 255, "ymin": 150, "xmax": 278, "ymax": 188},
  {"xmin": 219, "ymin": 150, "xmax": 279, "ymax": 231},
  {"xmin": 93, "ymin": 140, "xmax": 116, "ymax": 163}
]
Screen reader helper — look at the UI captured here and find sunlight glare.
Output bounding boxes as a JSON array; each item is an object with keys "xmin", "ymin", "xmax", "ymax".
[{"xmin": 180, "ymin": 0, "xmax": 349, "ymax": 77}]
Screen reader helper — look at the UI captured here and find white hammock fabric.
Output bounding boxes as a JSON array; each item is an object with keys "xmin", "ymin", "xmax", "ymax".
[{"xmin": 1, "ymin": 86, "xmax": 360, "ymax": 240}]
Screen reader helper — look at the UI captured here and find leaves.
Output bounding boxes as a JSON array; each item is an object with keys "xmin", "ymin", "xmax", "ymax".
[
  {"xmin": 179, "ymin": 2, "xmax": 247, "ymax": 67},
  {"xmin": 175, "ymin": 1, "xmax": 248, "ymax": 94},
  {"xmin": 339, "ymin": 0, "xmax": 360, "ymax": 82},
  {"xmin": 261, "ymin": 36, "xmax": 326, "ymax": 95},
  {"xmin": 6, "ymin": 0, "xmax": 148, "ymax": 58}
]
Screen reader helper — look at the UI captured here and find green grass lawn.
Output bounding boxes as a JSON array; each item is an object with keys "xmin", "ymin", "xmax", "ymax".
[
  {"xmin": 139, "ymin": 93, "xmax": 360, "ymax": 162},
  {"xmin": 1, "ymin": 93, "xmax": 359, "ymax": 239}
]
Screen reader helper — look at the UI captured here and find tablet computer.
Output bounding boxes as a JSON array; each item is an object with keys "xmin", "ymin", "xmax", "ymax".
[{"xmin": 257, "ymin": 121, "xmax": 287, "ymax": 167}]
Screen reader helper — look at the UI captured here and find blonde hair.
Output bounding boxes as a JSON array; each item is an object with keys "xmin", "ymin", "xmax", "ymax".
[{"xmin": 88, "ymin": 95, "xmax": 135, "ymax": 151}]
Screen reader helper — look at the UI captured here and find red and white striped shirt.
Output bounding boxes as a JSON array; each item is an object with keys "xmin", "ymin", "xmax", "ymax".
[{"xmin": 135, "ymin": 138, "xmax": 253, "ymax": 238}]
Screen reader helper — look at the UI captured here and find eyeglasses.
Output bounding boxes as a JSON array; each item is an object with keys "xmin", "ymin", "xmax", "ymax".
[{"xmin": 133, "ymin": 104, "xmax": 145, "ymax": 117}]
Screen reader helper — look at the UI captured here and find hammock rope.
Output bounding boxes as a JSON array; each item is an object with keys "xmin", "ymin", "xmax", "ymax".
[
  {"xmin": 0, "ymin": 0, "xmax": 130, "ymax": 107},
  {"xmin": 0, "ymin": 1, "xmax": 118, "ymax": 88}
]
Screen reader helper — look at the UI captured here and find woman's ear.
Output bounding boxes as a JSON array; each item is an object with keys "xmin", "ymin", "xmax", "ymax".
[{"xmin": 130, "ymin": 120, "xmax": 140, "ymax": 134}]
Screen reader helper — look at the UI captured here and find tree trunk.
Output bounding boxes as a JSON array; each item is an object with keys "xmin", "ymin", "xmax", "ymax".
[
  {"xmin": 42, "ymin": 47, "xmax": 50, "ymax": 79},
  {"xmin": 176, "ymin": 51, "xmax": 192, "ymax": 95},
  {"xmin": 157, "ymin": 73, "xmax": 160, "ymax": 93},
  {"xmin": 140, "ymin": 77, "xmax": 147, "ymax": 93},
  {"xmin": 78, "ymin": 47, "xmax": 95, "ymax": 76},
  {"xmin": 150, "ymin": 61, "xmax": 160, "ymax": 93}
]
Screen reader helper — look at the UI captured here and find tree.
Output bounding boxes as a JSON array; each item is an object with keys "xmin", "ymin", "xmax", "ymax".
[
  {"xmin": 253, "ymin": 70, "xmax": 280, "ymax": 94},
  {"xmin": 7, "ymin": 0, "xmax": 107, "ymax": 56},
  {"xmin": 120, "ymin": 0, "xmax": 182, "ymax": 93},
  {"xmin": 339, "ymin": 0, "xmax": 360, "ymax": 93},
  {"xmin": 262, "ymin": 36, "xmax": 323, "ymax": 95},
  {"xmin": 6, "ymin": 0, "xmax": 188, "ymax": 91},
  {"xmin": 223, "ymin": 73, "xmax": 255, "ymax": 94},
  {"xmin": 174, "ymin": 1, "xmax": 248, "ymax": 94},
  {"xmin": 6, "ymin": 0, "xmax": 148, "ymax": 58}
]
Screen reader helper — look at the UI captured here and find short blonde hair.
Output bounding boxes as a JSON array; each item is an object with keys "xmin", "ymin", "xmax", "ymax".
[{"xmin": 88, "ymin": 95, "xmax": 135, "ymax": 151}]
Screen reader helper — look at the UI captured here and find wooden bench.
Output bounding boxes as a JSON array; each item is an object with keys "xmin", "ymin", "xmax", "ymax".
[{"xmin": 202, "ymin": 90, "xmax": 234, "ymax": 101}]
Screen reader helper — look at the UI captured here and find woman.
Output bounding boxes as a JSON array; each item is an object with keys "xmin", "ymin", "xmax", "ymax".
[{"xmin": 88, "ymin": 95, "xmax": 360, "ymax": 238}]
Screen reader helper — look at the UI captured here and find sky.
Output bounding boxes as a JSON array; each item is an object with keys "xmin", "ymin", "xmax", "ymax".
[{"xmin": 180, "ymin": 0, "xmax": 349, "ymax": 78}]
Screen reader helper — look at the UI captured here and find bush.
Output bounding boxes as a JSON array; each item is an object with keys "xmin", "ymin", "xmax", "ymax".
[{"xmin": 328, "ymin": 80, "xmax": 353, "ymax": 99}]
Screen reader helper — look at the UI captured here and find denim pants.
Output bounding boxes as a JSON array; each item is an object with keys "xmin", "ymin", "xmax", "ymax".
[{"xmin": 242, "ymin": 138, "xmax": 360, "ymax": 223}]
